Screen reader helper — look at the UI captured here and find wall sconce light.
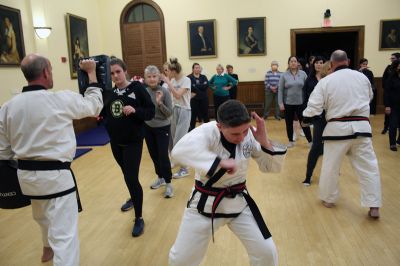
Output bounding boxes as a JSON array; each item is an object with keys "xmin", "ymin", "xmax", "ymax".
[{"xmin": 34, "ymin": 27, "xmax": 52, "ymax": 39}]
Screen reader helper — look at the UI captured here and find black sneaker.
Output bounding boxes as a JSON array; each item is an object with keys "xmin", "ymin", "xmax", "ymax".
[
  {"xmin": 390, "ymin": 145, "xmax": 398, "ymax": 151},
  {"xmin": 132, "ymin": 218, "xmax": 145, "ymax": 237},
  {"xmin": 381, "ymin": 128, "xmax": 388, "ymax": 134},
  {"xmin": 121, "ymin": 199, "xmax": 133, "ymax": 212}
]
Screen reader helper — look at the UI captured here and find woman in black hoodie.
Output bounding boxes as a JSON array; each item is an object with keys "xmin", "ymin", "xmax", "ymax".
[{"xmin": 105, "ymin": 57, "xmax": 154, "ymax": 236}]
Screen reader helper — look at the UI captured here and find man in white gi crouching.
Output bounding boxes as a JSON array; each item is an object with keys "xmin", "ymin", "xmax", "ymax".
[
  {"xmin": 303, "ymin": 50, "xmax": 381, "ymax": 218},
  {"xmin": 0, "ymin": 54, "xmax": 103, "ymax": 265},
  {"xmin": 169, "ymin": 100, "xmax": 286, "ymax": 266}
]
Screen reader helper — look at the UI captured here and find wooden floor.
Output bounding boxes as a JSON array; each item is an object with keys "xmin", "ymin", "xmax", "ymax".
[{"xmin": 1, "ymin": 114, "xmax": 399, "ymax": 266}]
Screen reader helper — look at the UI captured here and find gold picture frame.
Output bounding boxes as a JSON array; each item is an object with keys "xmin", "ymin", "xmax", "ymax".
[
  {"xmin": 66, "ymin": 13, "xmax": 89, "ymax": 78},
  {"xmin": 0, "ymin": 4, "xmax": 25, "ymax": 66},
  {"xmin": 187, "ymin": 19, "xmax": 217, "ymax": 59},
  {"xmin": 379, "ymin": 19, "xmax": 400, "ymax": 50},
  {"xmin": 237, "ymin": 17, "xmax": 266, "ymax": 56}
]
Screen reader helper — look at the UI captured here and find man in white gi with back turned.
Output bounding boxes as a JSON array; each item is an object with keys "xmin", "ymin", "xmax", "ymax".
[
  {"xmin": 169, "ymin": 100, "xmax": 286, "ymax": 266},
  {"xmin": 0, "ymin": 54, "xmax": 103, "ymax": 265},
  {"xmin": 303, "ymin": 50, "xmax": 381, "ymax": 218}
]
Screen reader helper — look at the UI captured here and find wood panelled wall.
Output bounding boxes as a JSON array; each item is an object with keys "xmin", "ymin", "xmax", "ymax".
[{"xmin": 208, "ymin": 78, "xmax": 385, "ymax": 118}]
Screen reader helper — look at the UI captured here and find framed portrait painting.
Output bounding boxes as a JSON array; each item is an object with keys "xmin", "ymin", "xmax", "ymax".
[
  {"xmin": 187, "ymin": 19, "xmax": 217, "ymax": 59},
  {"xmin": 237, "ymin": 17, "xmax": 266, "ymax": 56},
  {"xmin": 0, "ymin": 5, "xmax": 25, "ymax": 66},
  {"xmin": 66, "ymin": 13, "xmax": 89, "ymax": 78},
  {"xmin": 379, "ymin": 19, "xmax": 400, "ymax": 50}
]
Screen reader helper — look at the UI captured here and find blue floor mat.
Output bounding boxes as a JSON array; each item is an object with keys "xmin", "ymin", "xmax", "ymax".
[
  {"xmin": 76, "ymin": 125, "xmax": 110, "ymax": 146},
  {"xmin": 74, "ymin": 148, "xmax": 93, "ymax": 160}
]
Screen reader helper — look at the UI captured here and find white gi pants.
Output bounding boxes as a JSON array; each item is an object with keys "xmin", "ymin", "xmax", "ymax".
[
  {"xmin": 31, "ymin": 192, "xmax": 79, "ymax": 266},
  {"xmin": 319, "ymin": 137, "xmax": 381, "ymax": 207},
  {"xmin": 169, "ymin": 207, "xmax": 278, "ymax": 266}
]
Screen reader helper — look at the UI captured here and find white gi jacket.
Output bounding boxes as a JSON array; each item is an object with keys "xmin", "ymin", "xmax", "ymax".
[
  {"xmin": 0, "ymin": 85, "xmax": 103, "ymax": 196},
  {"xmin": 303, "ymin": 67, "xmax": 373, "ymax": 140},
  {"xmin": 172, "ymin": 121, "xmax": 286, "ymax": 214}
]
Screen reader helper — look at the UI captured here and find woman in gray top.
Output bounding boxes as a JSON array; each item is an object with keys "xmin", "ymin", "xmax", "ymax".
[
  {"xmin": 143, "ymin": 65, "xmax": 174, "ymax": 198},
  {"xmin": 278, "ymin": 56, "xmax": 312, "ymax": 147}
]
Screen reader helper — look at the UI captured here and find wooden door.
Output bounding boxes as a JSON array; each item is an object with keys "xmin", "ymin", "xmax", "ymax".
[{"xmin": 120, "ymin": 1, "xmax": 166, "ymax": 77}]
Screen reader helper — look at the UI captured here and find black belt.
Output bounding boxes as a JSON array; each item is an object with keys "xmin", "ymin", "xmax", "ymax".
[
  {"xmin": 190, "ymin": 180, "xmax": 271, "ymax": 242},
  {"xmin": 17, "ymin": 160, "xmax": 82, "ymax": 212},
  {"xmin": 328, "ymin": 116, "xmax": 369, "ymax": 122}
]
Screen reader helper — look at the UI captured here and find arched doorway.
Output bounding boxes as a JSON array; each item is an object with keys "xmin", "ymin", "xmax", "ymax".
[{"xmin": 120, "ymin": 0, "xmax": 166, "ymax": 77}]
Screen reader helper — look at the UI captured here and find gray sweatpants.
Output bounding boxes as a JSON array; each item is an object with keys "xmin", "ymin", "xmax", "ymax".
[{"xmin": 170, "ymin": 105, "xmax": 191, "ymax": 152}]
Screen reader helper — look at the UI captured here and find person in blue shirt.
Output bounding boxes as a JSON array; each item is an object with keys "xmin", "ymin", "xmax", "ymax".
[{"xmin": 209, "ymin": 64, "xmax": 238, "ymax": 120}]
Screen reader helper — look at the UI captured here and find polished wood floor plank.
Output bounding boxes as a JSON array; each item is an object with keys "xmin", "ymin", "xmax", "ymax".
[{"xmin": 1, "ymin": 115, "xmax": 399, "ymax": 266}]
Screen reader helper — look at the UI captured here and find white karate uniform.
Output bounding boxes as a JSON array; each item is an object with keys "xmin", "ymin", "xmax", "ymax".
[
  {"xmin": 303, "ymin": 67, "xmax": 381, "ymax": 207},
  {"xmin": 169, "ymin": 121, "xmax": 286, "ymax": 266},
  {"xmin": 0, "ymin": 85, "xmax": 103, "ymax": 266}
]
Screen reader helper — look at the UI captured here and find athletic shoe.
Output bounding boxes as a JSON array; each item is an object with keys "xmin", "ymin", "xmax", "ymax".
[
  {"xmin": 390, "ymin": 145, "xmax": 397, "ymax": 151},
  {"xmin": 381, "ymin": 128, "xmax": 388, "ymax": 134},
  {"xmin": 150, "ymin": 178, "xmax": 166, "ymax": 189},
  {"xmin": 300, "ymin": 130, "xmax": 305, "ymax": 137},
  {"xmin": 121, "ymin": 199, "xmax": 133, "ymax": 212},
  {"xmin": 173, "ymin": 167, "xmax": 189, "ymax": 179},
  {"xmin": 307, "ymin": 142, "xmax": 313, "ymax": 148},
  {"xmin": 302, "ymin": 177, "xmax": 311, "ymax": 186},
  {"xmin": 293, "ymin": 132, "xmax": 297, "ymax": 141},
  {"xmin": 274, "ymin": 116, "xmax": 281, "ymax": 121},
  {"xmin": 132, "ymin": 218, "xmax": 145, "ymax": 237},
  {"xmin": 287, "ymin": 141, "xmax": 295, "ymax": 148},
  {"xmin": 322, "ymin": 201, "xmax": 334, "ymax": 208},
  {"xmin": 164, "ymin": 183, "xmax": 174, "ymax": 198}
]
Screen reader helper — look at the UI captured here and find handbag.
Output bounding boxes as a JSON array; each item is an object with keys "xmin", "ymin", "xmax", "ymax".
[{"xmin": 0, "ymin": 160, "xmax": 31, "ymax": 209}]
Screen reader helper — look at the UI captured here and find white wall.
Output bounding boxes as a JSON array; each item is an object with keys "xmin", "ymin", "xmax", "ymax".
[
  {"xmin": 1, "ymin": 0, "xmax": 399, "ymax": 105},
  {"xmin": 0, "ymin": 0, "xmax": 104, "ymax": 104},
  {"xmin": 98, "ymin": 0, "xmax": 400, "ymax": 82}
]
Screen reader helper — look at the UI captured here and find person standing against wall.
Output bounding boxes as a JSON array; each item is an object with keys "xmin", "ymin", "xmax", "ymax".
[
  {"xmin": 188, "ymin": 63, "xmax": 209, "ymax": 131},
  {"xmin": 209, "ymin": 64, "xmax": 238, "ymax": 120},
  {"xmin": 263, "ymin": 60, "xmax": 282, "ymax": 120},
  {"xmin": 226, "ymin": 64, "xmax": 239, "ymax": 100}
]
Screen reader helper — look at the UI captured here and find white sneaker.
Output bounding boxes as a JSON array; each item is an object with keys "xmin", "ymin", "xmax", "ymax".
[
  {"xmin": 287, "ymin": 141, "xmax": 295, "ymax": 148},
  {"xmin": 150, "ymin": 178, "xmax": 166, "ymax": 189},
  {"xmin": 293, "ymin": 132, "xmax": 297, "ymax": 141},
  {"xmin": 300, "ymin": 130, "xmax": 305, "ymax": 137},
  {"xmin": 173, "ymin": 167, "xmax": 189, "ymax": 179},
  {"xmin": 307, "ymin": 142, "xmax": 313, "ymax": 148},
  {"xmin": 164, "ymin": 183, "xmax": 174, "ymax": 198}
]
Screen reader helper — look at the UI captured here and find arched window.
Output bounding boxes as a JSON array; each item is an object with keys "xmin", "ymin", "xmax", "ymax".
[{"xmin": 126, "ymin": 4, "xmax": 159, "ymax": 23}]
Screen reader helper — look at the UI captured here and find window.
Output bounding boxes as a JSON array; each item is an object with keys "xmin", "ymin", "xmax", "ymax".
[{"xmin": 127, "ymin": 4, "xmax": 159, "ymax": 23}]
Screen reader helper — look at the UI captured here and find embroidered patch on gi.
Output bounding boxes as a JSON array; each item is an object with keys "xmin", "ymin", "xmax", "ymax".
[
  {"xmin": 242, "ymin": 143, "xmax": 252, "ymax": 158},
  {"xmin": 128, "ymin": 92, "xmax": 136, "ymax": 99},
  {"xmin": 110, "ymin": 99, "xmax": 124, "ymax": 118}
]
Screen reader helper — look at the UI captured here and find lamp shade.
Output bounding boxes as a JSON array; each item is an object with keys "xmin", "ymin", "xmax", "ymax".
[{"xmin": 34, "ymin": 27, "xmax": 52, "ymax": 39}]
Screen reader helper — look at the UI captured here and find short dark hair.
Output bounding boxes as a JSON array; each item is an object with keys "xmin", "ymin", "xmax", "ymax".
[
  {"xmin": 110, "ymin": 57, "xmax": 127, "ymax": 71},
  {"xmin": 390, "ymin": 59, "xmax": 400, "ymax": 77},
  {"xmin": 359, "ymin": 58, "xmax": 368, "ymax": 65},
  {"xmin": 226, "ymin": 64, "xmax": 233, "ymax": 69},
  {"xmin": 392, "ymin": 52, "xmax": 400, "ymax": 59},
  {"xmin": 192, "ymin": 63, "xmax": 200, "ymax": 69},
  {"xmin": 21, "ymin": 55, "xmax": 49, "ymax": 82},
  {"xmin": 217, "ymin": 100, "xmax": 251, "ymax": 127}
]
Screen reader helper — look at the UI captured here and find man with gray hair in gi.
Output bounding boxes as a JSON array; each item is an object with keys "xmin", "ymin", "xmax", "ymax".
[
  {"xmin": 0, "ymin": 54, "xmax": 103, "ymax": 265},
  {"xmin": 303, "ymin": 50, "xmax": 381, "ymax": 218}
]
